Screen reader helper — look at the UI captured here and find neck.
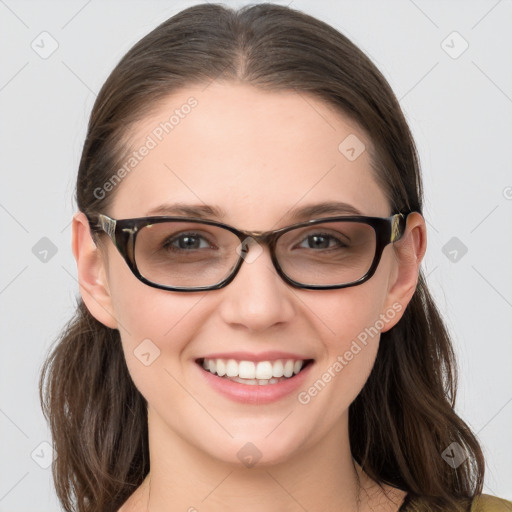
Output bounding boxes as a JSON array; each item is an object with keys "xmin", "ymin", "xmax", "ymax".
[{"xmin": 133, "ymin": 406, "xmax": 371, "ymax": 512}]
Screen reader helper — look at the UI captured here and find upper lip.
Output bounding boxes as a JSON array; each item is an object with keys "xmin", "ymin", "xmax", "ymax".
[{"xmin": 197, "ymin": 351, "xmax": 313, "ymax": 363}]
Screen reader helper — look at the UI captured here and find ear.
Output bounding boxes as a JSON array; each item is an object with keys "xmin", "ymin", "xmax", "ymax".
[
  {"xmin": 71, "ymin": 211, "xmax": 119, "ymax": 329},
  {"xmin": 381, "ymin": 212, "xmax": 427, "ymax": 332}
]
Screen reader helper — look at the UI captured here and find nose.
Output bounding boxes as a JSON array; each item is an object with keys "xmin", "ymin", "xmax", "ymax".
[{"xmin": 216, "ymin": 240, "xmax": 296, "ymax": 332}]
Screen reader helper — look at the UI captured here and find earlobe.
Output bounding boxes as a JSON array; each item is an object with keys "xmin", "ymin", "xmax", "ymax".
[
  {"xmin": 381, "ymin": 212, "xmax": 427, "ymax": 332},
  {"xmin": 71, "ymin": 211, "xmax": 119, "ymax": 330}
]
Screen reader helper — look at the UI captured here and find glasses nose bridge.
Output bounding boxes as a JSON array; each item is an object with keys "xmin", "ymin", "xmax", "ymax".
[
  {"xmin": 236, "ymin": 228, "xmax": 280, "ymax": 255},
  {"xmin": 230, "ymin": 228, "xmax": 285, "ymax": 288}
]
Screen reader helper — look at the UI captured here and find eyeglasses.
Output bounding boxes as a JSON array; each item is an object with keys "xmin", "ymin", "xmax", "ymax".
[{"xmin": 85, "ymin": 212, "xmax": 409, "ymax": 292}]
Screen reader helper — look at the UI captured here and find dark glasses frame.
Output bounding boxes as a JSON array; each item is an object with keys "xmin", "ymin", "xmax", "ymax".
[{"xmin": 85, "ymin": 212, "xmax": 409, "ymax": 292}]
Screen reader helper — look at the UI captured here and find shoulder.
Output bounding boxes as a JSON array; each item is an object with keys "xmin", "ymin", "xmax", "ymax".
[{"xmin": 470, "ymin": 494, "xmax": 512, "ymax": 512}]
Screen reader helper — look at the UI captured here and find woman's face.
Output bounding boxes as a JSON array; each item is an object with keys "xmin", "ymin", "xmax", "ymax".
[{"xmin": 77, "ymin": 82, "xmax": 421, "ymax": 467}]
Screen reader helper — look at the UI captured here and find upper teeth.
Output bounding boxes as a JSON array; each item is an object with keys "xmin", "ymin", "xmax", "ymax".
[{"xmin": 202, "ymin": 358, "xmax": 304, "ymax": 379}]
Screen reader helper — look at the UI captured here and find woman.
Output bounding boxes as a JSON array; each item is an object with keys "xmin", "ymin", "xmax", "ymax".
[{"xmin": 39, "ymin": 3, "xmax": 511, "ymax": 512}]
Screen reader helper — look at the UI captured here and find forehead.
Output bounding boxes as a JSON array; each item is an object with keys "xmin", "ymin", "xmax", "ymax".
[{"xmin": 108, "ymin": 82, "xmax": 389, "ymax": 227}]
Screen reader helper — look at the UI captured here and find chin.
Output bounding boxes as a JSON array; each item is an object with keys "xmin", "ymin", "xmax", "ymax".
[{"xmin": 204, "ymin": 428, "xmax": 311, "ymax": 469}]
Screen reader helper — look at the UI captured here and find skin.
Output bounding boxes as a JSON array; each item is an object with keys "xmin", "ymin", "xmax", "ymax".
[{"xmin": 72, "ymin": 82, "xmax": 426, "ymax": 512}]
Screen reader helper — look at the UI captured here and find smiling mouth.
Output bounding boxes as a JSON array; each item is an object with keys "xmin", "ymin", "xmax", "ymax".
[{"xmin": 196, "ymin": 358, "xmax": 314, "ymax": 386}]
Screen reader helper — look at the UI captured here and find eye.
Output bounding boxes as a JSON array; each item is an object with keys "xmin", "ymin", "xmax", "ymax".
[
  {"xmin": 296, "ymin": 232, "xmax": 349, "ymax": 250},
  {"xmin": 164, "ymin": 232, "xmax": 213, "ymax": 251}
]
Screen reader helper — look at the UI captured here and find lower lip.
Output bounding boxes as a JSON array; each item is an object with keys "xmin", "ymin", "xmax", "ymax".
[{"xmin": 196, "ymin": 361, "xmax": 314, "ymax": 404}]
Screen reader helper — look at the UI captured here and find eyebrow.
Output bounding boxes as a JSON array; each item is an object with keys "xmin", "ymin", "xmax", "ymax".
[
  {"xmin": 145, "ymin": 203, "xmax": 224, "ymax": 219},
  {"xmin": 144, "ymin": 201, "xmax": 363, "ymax": 222}
]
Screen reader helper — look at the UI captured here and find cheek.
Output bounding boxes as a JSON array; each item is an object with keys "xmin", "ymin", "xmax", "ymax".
[
  {"xmin": 304, "ymin": 274, "xmax": 389, "ymax": 353},
  {"xmin": 106, "ymin": 246, "xmax": 198, "ymax": 346},
  {"xmin": 105, "ymin": 258, "xmax": 205, "ymax": 391},
  {"xmin": 296, "ymin": 274, "xmax": 391, "ymax": 413}
]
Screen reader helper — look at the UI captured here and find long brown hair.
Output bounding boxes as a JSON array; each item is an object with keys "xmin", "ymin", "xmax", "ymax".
[{"xmin": 40, "ymin": 3, "xmax": 484, "ymax": 511}]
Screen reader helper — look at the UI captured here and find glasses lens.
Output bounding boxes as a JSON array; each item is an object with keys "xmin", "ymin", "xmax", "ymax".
[
  {"xmin": 276, "ymin": 221, "xmax": 377, "ymax": 286},
  {"xmin": 133, "ymin": 220, "xmax": 377, "ymax": 289},
  {"xmin": 134, "ymin": 222, "xmax": 240, "ymax": 288}
]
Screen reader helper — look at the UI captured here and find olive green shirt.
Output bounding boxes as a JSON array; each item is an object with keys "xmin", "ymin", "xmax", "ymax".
[
  {"xmin": 471, "ymin": 495, "xmax": 512, "ymax": 512},
  {"xmin": 401, "ymin": 494, "xmax": 512, "ymax": 511}
]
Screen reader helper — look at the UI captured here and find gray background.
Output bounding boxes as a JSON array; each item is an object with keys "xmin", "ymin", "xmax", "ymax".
[{"xmin": 1, "ymin": 0, "xmax": 511, "ymax": 510}]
